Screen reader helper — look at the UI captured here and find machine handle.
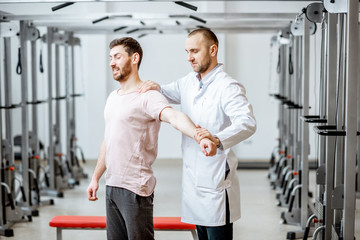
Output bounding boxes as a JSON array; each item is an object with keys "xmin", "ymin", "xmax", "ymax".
[
  {"xmin": 20, "ymin": 186, "xmax": 27, "ymax": 202},
  {"xmin": 7, "ymin": 193, "xmax": 15, "ymax": 210},
  {"xmin": 16, "ymin": 48, "xmax": 22, "ymax": 75}
]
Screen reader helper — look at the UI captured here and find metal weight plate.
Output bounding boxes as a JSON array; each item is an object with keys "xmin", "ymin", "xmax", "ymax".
[{"xmin": 306, "ymin": 2, "xmax": 324, "ymax": 23}]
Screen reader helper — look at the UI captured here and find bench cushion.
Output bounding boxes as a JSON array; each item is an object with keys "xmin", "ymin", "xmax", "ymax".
[
  {"xmin": 49, "ymin": 216, "xmax": 196, "ymax": 230},
  {"xmin": 153, "ymin": 217, "xmax": 196, "ymax": 230},
  {"xmin": 49, "ymin": 216, "xmax": 106, "ymax": 229}
]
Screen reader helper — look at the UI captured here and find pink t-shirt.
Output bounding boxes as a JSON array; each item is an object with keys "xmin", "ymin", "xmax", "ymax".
[{"xmin": 103, "ymin": 89, "xmax": 170, "ymax": 196}]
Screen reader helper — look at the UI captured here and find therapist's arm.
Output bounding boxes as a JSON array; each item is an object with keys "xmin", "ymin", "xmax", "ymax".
[
  {"xmin": 160, "ymin": 107, "xmax": 217, "ymax": 156},
  {"xmin": 196, "ymin": 83, "xmax": 256, "ymax": 150}
]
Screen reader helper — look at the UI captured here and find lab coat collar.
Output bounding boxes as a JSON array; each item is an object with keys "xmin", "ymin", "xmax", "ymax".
[{"xmin": 196, "ymin": 63, "xmax": 223, "ymax": 87}]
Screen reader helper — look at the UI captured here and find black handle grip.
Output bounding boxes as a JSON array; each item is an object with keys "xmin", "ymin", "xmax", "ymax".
[
  {"xmin": 8, "ymin": 193, "xmax": 15, "ymax": 210},
  {"xmin": 276, "ymin": 49, "xmax": 281, "ymax": 73},
  {"xmin": 20, "ymin": 186, "xmax": 27, "ymax": 202},
  {"xmin": 288, "ymin": 194, "xmax": 295, "ymax": 212},
  {"xmin": 16, "ymin": 48, "xmax": 22, "ymax": 75},
  {"xmin": 58, "ymin": 164, "xmax": 64, "ymax": 178},
  {"xmin": 66, "ymin": 161, "xmax": 71, "ymax": 173},
  {"xmin": 33, "ymin": 179, "xmax": 40, "ymax": 204},
  {"xmin": 44, "ymin": 173, "xmax": 50, "ymax": 187},
  {"xmin": 285, "ymin": 185, "xmax": 293, "ymax": 204},
  {"xmin": 288, "ymin": 52, "xmax": 293, "ymax": 75},
  {"xmin": 302, "ymin": 227, "xmax": 310, "ymax": 240},
  {"xmin": 39, "ymin": 49, "xmax": 44, "ymax": 73},
  {"xmin": 280, "ymin": 173, "xmax": 287, "ymax": 189},
  {"xmin": 282, "ymin": 179, "xmax": 289, "ymax": 195},
  {"xmin": 33, "ymin": 179, "xmax": 39, "ymax": 194}
]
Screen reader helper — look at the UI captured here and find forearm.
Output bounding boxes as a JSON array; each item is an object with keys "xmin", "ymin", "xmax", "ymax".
[
  {"xmin": 160, "ymin": 108, "xmax": 217, "ymax": 156},
  {"xmin": 161, "ymin": 108, "xmax": 196, "ymax": 139},
  {"xmin": 217, "ymin": 82, "xmax": 257, "ymax": 150},
  {"xmin": 91, "ymin": 140, "xmax": 107, "ymax": 182},
  {"xmin": 172, "ymin": 112, "xmax": 197, "ymax": 139},
  {"xmin": 216, "ymin": 118, "xmax": 256, "ymax": 150}
]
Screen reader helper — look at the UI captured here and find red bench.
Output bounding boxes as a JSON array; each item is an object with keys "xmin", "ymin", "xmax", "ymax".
[{"xmin": 49, "ymin": 215, "xmax": 197, "ymax": 240}]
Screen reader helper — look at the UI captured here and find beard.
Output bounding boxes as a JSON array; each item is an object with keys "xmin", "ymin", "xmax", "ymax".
[
  {"xmin": 192, "ymin": 56, "xmax": 211, "ymax": 74},
  {"xmin": 113, "ymin": 59, "xmax": 132, "ymax": 82}
]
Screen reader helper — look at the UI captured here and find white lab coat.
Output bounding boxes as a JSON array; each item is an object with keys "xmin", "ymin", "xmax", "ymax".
[{"xmin": 161, "ymin": 64, "xmax": 256, "ymax": 226}]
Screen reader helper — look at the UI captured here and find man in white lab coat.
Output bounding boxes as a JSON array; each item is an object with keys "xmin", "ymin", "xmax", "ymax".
[{"xmin": 139, "ymin": 28, "xmax": 256, "ymax": 240}]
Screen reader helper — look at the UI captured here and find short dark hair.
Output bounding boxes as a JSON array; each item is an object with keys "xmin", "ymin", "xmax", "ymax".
[
  {"xmin": 188, "ymin": 28, "xmax": 219, "ymax": 49},
  {"xmin": 109, "ymin": 37, "xmax": 143, "ymax": 69}
]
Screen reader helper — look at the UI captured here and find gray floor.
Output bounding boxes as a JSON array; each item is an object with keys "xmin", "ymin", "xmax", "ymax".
[{"xmin": 8, "ymin": 159, "xmax": 360, "ymax": 240}]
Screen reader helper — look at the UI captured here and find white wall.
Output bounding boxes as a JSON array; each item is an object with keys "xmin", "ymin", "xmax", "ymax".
[
  {"xmin": 224, "ymin": 33, "xmax": 279, "ymax": 160},
  {"xmin": 0, "ymin": 1, "xmax": 319, "ymax": 161}
]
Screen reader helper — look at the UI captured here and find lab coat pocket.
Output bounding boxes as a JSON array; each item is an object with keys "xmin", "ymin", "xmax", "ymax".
[{"xmin": 195, "ymin": 152, "xmax": 226, "ymax": 191}]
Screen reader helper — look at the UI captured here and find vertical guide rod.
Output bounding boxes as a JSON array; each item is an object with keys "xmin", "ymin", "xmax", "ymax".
[
  {"xmin": 343, "ymin": 0, "xmax": 358, "ymax": 238},
  {"xmin": 31, "ymin": 40, "xmax": 39, "ymax": 156},
  {"xmin": 70, "ymin": 35, "xmax": 76, "ymax": 166},
  {"xmin": 55, "ymin": 44, "xmax": 61, "ymax": 152},
  {"xmin": 324, "ymin": 12, "xmax": 338, "ymax": 240},
  {"xmin": 0, "ymin": 37, "xmax": 6, "ymax": 228},
  {"xmin": 300, "ymin": 17, "xmax": 310, "ymax": 229},
  {"xmin": 64, "ymin": 39, "xmax": 71, "ymax": 175},
  {"xmin": 357, "ymin": 10, "xmax": 360, "ymax": 199},
  {"xmin": 47, "ymin": 27, "xmax": 55, "ymax": 190},
  {"xmin": 19, "ymin": 21, "xmax": 30, "ymax": 208},
  {"xmin": 71, "ymin": 39, "xmax": 76, "ymax": 141},
  {"xmin": 279, "ymin": 45, "xmax": 286, "ymax": 150},
  {"xmin": 4, "ymin": 38, "xmax": 14, "ymax": 167}
]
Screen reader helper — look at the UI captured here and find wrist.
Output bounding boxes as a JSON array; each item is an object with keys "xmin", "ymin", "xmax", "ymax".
[
  {"xmin": 214, "ymin": 136, "xmax": 222, "ymax": 149},
  {"xmin": 214, "ymin": 137, "xmax": 219, "ymax": 146},
  {"xmin": 91, "ymin": 175, "xmax": 100, "ymax": 183}
]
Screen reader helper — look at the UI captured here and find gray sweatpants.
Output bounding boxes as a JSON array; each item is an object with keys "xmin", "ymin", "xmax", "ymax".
[{"xmin": 106, "ymin": 186, "xmax": 154, "ymax": 240}]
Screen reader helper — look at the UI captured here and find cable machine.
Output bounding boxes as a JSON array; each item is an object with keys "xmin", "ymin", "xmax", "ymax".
[
  {"xmin": 0, "ymin": 17, "xmax": 87, "ymax": 236},
  {"xmin": 269, "ymin": 1, "xmax": 359, "ymax": 239}
]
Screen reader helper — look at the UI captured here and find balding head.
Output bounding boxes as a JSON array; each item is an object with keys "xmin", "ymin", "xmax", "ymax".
[{"xmin": 188, "ymin": 28, "xmax": 219, "ymax": 51}]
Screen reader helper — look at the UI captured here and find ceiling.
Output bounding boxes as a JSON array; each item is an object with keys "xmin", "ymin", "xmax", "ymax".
[{"xmin": 0, "ymin": 1, "xmax": 316, "ymax": 35}]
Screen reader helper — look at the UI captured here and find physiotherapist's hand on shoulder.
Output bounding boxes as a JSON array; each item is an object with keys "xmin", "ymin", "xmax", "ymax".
[
  {"xmin": 199, "ymin": 138, "xmax": 217, "ymax": 156},
  {"xmin": 138, "ymin": 80, "xmax": 161, "ymax": 93},
  {"xmin": 87, "ymin": 180, "xmax": 99, "ymax": 201}
]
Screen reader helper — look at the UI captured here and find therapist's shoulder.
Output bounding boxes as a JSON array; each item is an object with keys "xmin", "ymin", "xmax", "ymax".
[
  {"xmin": 178, "ymin": 72, "xmax": 197, "ymax": 83},
  {"xmin": 162, "ymin": 72, "xmax": 196, "ymax": 91},
  {"xmin": 217, "ymin": 73, "xmax": 246, "ymax": 94}
]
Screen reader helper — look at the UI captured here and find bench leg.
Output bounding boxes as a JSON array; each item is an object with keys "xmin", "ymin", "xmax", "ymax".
[
  {"xmin": 56, "ymin": 228, "xmax": 62, "ymax": 240},
  {"xmin": 191, "ymin": 229, "xmax": 198, "ymax": 240}
]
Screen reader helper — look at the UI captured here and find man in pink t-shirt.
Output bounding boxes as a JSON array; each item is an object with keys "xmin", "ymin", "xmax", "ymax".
[{"xmin": 86, "ymin": 37, "xmax": 216, "ymax": 240}]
